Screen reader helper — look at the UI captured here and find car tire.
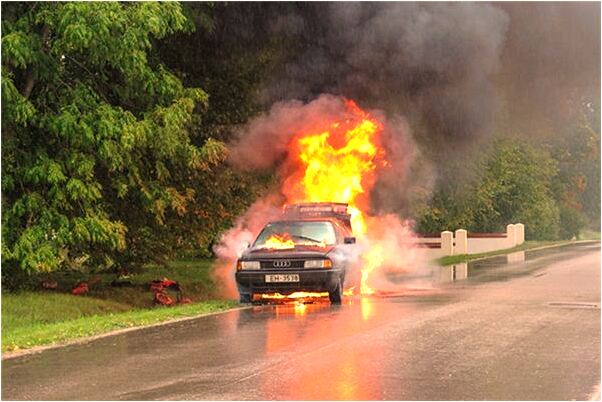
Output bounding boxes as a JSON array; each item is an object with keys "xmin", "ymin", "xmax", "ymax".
[
  {"xmin": 329, "ymin": 278, "xmax": 342, "ymax": 305},
  {"xmin": 239, "ymin": 293, "xmax": 252, "ymax": 304}
]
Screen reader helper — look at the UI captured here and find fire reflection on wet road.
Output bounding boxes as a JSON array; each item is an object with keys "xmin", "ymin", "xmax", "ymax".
[
  {"xmin": 261, "ymin": 300, "xmax": 385, "ymax": 400},
  {"xmin": 2, "ymin": 243, "xmax": 599, "ymax": 401}
]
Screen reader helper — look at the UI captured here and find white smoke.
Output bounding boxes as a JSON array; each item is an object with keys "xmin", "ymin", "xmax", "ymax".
[{"xmin": 212, "ymin": 194, "xmax": 283, "ymax": 297}]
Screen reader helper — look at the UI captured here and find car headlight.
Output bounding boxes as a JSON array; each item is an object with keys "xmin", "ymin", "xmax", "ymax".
[
  {"xmin": 304, "ymin": 259, "xmax": 333, "ymax": 269},
  {"xmin": 237, "ymin": 260, "xmax": 260, "ymax": 270}
]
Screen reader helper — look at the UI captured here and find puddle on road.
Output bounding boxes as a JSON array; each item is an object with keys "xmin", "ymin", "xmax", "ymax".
[{"xmin": 436, "ymin": 241, "xmax": 599, "ymax": 286}]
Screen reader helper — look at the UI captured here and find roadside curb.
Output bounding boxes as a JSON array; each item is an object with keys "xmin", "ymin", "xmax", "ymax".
[
  {"xmin": 436, "ymin": 240, "xmax": 599, "ymax": 266},
  {"xmin": 1, "ymin": 305, "xmax": 251, "ymax": 361}
]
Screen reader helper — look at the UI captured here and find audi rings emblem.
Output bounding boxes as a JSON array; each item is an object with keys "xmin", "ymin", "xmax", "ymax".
[{"xmin": 273, "ymin": 260, "xmax": 291, "ymax": 268}]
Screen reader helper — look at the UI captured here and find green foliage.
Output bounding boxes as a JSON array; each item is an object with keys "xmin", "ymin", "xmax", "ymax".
[
  {"xmin": 467, "ymin": 139, "xmax": 560, "ymax": 239},
  {"xmin": 550, "ymin": 105, "xmax": 600, "ymax": 233},
  {"xmin": 417, "ymin": 139, "xmax": 562, "ymax": 240},
  {"xmin": 417, "ymin": 99, "xmax": 600, "ymax": 241},
  {"xmin": 414, "ymin": 190, "xmax": 471, "ymax": 233},
  {"xmin": 1, "ymin": 3, "xmax": 231, "ymax": 278},
  {"xmin": 557, "ymin": 205, "xmax": 587, "ymax": 240}
]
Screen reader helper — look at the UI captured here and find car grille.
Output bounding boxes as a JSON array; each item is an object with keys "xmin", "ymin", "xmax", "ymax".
[{"xmin": 259, "ymin": 259, "xmax": 305, "ymax": 269}]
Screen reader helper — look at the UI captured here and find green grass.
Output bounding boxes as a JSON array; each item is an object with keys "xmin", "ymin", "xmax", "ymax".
[
  {"xmin": 577, "ymin": 230, "xmax": 601, "ymax": 241},
  {"xmin": 437, "ymin": 240, "xmax": 572, "ymax": 266},
  {"xmin": 2, "ymin": 299, "xmax": 238, "ymax": 352},
  {"xmin": 2, "ymin": 259, "xmax": 239, "ymax": 352}
]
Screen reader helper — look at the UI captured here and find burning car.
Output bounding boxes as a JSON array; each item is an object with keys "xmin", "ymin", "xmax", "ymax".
[{"xmin": 235, "ymin": 202, "xmax": 359, "ymax": 304}]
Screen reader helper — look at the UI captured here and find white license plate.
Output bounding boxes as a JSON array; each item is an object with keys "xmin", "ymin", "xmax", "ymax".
[{"xmin": 265, "ymin": 274, "xmax": 300, "ymax": 283}]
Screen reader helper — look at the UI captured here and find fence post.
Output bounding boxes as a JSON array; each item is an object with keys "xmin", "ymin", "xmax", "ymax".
[
  {"xmin": 441, "ymin": 231, "xmax": 454, "ymax": 256},
  {"xmin": 455, "ymin": 229, "xmax": 468, "ymax": 254},
  {"xmin": 506, "ymin": 224, "xmax": 517, "ymax": 248},
  {"xmin": 515, "ymin": 223, "xmax": 525, "ymax": 244}
]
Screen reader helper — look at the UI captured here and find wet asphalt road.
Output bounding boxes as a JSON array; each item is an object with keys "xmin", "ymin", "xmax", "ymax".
[{"xmin": 2, "ymin": 242, "xmax": 600, "ymax": 400}]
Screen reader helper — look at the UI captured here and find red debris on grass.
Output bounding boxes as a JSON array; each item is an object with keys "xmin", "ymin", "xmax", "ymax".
[
  {"xmin": 150, "ymin": 278, "xmax": 189, "ymax": 306},
  {"xmin": 154, "ymin": 291, "xmax": 175, "ymax": 306},
  {"xmin": 71, "ymin": 281, "xmax": 89, "ymax": 295}
]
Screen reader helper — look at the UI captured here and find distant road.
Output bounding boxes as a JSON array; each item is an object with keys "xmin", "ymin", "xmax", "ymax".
[{"xmin": 2, "ymin": 243, "xmax": 600, "ymax": 400}]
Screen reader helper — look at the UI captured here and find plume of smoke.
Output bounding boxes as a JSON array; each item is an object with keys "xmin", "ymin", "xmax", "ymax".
[
  {"xmin": 371, "ymin": 115, "xmax": 435, "ymax": 215},
  {"xmin": 497, "ymin": 2, "xmax": 600, "ymax": 138},
  {"xmin": 212, "ymin": 194, "xmax": 283, "ymax": 297},
  {"xmin": 263, "ymin": 3, "xmax": 509, "ymax": 148},
  {"xmin": 217, "ymin": 94, "xmax": 433, "ymax": 294},
  {"xmin": 213, "ymin": 2, "xmax": 599, "ymax": 294},
  {"xmin": 360, "ymin": 214, "xmax": 433, "ymax": 291},
  {"xmin": 210, "ymin": 2, "xmax": 598, "ymax": 201},
  {"xmin": 229, "ymin": 94, "xmax": 353, "ymax": 171},
  {"xmin": 229, "ymin": 94, "xmax": 431, "ymax": 216}
]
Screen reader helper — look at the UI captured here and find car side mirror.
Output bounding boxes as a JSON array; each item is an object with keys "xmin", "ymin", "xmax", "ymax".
[
  {"xmin": 344, "ymin": 237, "xmax": 356, "ymax": 244},
  {"xmin": 242, "ymin": 241, "xmax": 250, "ymax": 249}
]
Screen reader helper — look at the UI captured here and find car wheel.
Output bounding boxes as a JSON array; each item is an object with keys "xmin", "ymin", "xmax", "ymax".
[
  {"xmin": 239, "ymin": 293, "xmax": 252, "ymax": 304},
  {"xmin": 329, "ymin": 278, "xmax": 342, "ymax": 305}
]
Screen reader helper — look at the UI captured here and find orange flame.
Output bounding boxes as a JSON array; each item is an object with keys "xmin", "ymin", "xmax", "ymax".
[
  {"xmin": 263, "ymin": 234, "xmax": 296, "ymax": 250},
  {"xmin": 282, "ymin": 100, "xmax": 386, "ymax": 294},
  {"xmin": 360, "ymin": 244, "xmax": 384, "ymax": 294},
  {"xmin": 261, "ymin": 291, "xmax": 329, "ymax": 300},
  {"xmin": 261, "ymin": 233, "xmax": 327, "ymax": 250},
  {"xmin": 258, "ymin": 287, "xmax": 356, "ymax": 302}
]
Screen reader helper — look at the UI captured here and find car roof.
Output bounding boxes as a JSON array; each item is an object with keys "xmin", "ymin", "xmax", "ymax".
[{"xmin": 266, "ymin": 218, "xmax": 338, "ymax": 224}]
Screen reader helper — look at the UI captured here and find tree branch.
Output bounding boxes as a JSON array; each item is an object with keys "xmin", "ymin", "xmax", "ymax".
[{"xmin": 22, "ymin": 24, "xmax": 50, "ymax": 99}]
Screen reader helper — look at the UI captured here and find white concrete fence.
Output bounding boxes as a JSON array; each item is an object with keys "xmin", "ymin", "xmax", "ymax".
[{"xmin": 417, "ymin": 223, "xmax": 525, "ymax": 259}]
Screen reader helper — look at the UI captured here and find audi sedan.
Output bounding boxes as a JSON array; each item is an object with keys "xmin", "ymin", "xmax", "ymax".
[{"xmin": 234, "ymin": 216, "xmax": 358, "ymax": 304}]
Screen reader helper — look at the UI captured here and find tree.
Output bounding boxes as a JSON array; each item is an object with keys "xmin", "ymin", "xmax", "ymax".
[
  {"xmin": 466, "ymin": 139, "xmax": 561, "ymax": 239},
  {"xmin": 549, "ymin": 101, "xmax": 600, "ymax": 236},
  {"xmin": 417, "ymin": 138, "xmax": 561, "ymax": 240},
  {"xmin": 149, "ymin": 3, "xmax": 285, "ymax": 257},
  {"xmin": 1, "ymin": 2, "xmax": 227, "ymax": 279}
]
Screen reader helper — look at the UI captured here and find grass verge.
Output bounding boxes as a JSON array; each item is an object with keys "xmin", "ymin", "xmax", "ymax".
[
  {"xmin": 2, "ymin": 259, "xmax": 239, "ymax": 353},
  {"xmin": 2, "ymin": 299, "xmax": 237, "ymax": 352},
  {"xmin": 436, "ymin": 240, "xmax": 574, "ymax": 266}
]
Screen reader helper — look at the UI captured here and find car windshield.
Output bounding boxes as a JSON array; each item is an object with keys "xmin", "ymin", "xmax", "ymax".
[{"xmin": 254, "ymin": 221, "xmax": 337, "ymax": 249}]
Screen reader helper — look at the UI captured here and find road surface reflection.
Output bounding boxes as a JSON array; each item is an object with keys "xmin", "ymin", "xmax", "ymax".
[{"xmin": 257, "ymin": 297, "xmax": 389, "ymax": 399}]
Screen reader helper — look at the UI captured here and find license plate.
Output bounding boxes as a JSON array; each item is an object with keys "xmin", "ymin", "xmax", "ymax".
[{"xmin": 265, "ymin": 274, "xmax": 300, "ymax": 283}]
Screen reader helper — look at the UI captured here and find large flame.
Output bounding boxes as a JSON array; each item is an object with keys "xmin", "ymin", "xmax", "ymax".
[
  {"xmin": 282, "ymin": 100, "xmax": 386, "ymax": 294},
  {"xmin": 263, "ymin": 234, "xmax": 296, "ymax": 250}
]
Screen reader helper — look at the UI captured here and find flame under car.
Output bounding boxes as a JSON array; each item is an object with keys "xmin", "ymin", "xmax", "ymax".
[{"xmin": 235, "ymin": 203, "xmax": 358, "ymax": 304}]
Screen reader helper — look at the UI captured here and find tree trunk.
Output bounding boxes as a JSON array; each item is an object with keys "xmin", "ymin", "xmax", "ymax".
[{"xmin": 22, "ymin": 24, "xmax": 50, "ymax": 99}]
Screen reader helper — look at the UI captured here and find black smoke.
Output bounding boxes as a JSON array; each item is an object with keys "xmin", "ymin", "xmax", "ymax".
[{"xmin": 215, "ymin": 2, "xmax": 600, "ymax": 213}]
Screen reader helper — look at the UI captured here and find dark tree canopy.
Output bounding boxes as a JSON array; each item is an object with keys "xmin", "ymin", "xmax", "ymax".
[{"xmin": 1, "ymin": 3, "xmax": 232, "ymax": 276}]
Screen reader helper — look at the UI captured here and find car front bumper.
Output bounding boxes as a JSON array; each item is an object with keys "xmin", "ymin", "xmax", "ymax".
[{"xmin": 235, "ymin": 268, "xmax": 342, "ymax": 295}]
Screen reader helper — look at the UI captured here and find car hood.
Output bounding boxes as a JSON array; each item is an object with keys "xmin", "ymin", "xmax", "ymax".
[{"xmin": 241, "ymin": 245, "xmax": 335, "ymax": 260}]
